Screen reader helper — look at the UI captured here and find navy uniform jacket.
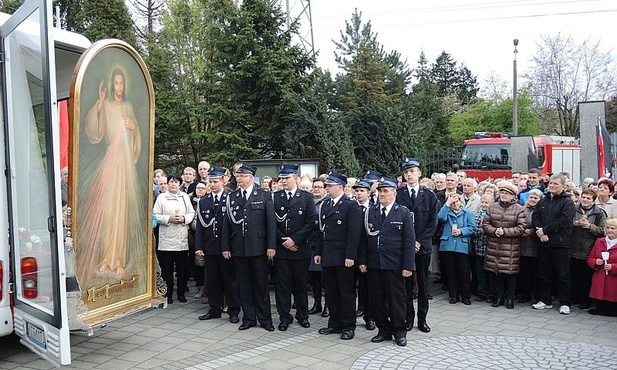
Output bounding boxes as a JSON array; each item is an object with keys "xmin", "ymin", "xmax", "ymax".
[
  {"xmin": 396, "ymin": 186, "xmax": 440, "ymax": 255},
  {"xmin": 273, "ymin": 189, "xmax": 316, "ymax": 260},
  {"xmin": 222, "ymin": 187, "xmax": 276, "ymax": 257},
  {"xmin": 195, "ymin": 191, "xmax": 229, "ymax": 256},
  {"xmin": 316, "ymin": 196, "xmax": 363, "ymax": 267},
  {"xmin": 359, "ymin": 203, "xmax": 416, "ymax": 272}
]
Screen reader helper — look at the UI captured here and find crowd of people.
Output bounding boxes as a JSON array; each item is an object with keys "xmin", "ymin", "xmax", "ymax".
[{"xmin": 150, "ymin": 160, "xmax": 617, "ymax": 347}]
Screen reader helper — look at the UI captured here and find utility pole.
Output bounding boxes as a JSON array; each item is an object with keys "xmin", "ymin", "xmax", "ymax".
[{"xmin": 513, "ymin": 39, "xmax": 519, "ymax": 136}]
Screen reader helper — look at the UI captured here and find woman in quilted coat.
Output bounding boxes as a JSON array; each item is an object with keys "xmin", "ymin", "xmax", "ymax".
[{"xmin": 482, "ymin": 182, "xmax": 526, "ymax": 309}]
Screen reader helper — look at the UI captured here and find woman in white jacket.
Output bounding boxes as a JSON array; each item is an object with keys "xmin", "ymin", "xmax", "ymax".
[{"xmin": 154, "ymin": 174, "xmax": 195, "ymax": 303}]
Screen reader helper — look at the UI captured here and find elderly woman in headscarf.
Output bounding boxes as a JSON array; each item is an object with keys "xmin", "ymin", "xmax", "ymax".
[
  {"xmin": 438, "ymin": 193, "xmax": 477, "ymax": 305},
  {"xmin": 518, "ymin": 188, "xmax": 543, "ymax": 304},
  {"xmin": 571, "ymin": 188, "xmax": 606, "ymax": 309},
  {"xmin": 482, "ymin": 182, "xmax": 526, "ymax": 309}
]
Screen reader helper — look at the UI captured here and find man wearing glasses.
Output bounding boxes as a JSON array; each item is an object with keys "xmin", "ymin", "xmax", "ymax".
[{"xmin": 222, "ymin": 164, "xmax": 276, "ymax": 331}]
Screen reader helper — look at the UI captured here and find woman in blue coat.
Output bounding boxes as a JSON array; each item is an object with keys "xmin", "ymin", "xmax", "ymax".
[{"xmin": 438, "ymin": 193, "xmax": 477, "ymax": 305}]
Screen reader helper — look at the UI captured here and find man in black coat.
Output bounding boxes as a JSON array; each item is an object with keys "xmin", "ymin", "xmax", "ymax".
[
  {"xmin": 359, "ymin": 177, "xmax": 415, "ymax": 347},
  {"xmin": 195, "ymin": 167, "xmax": 241, "ymax": 323},
  {"xmin": 396, "ymin": 158, "xmax": 439, "ymax": 333},
  {"xmin": 531, "ymin": 173, "xmax": 576, "ymax": 315},
  {"xmin": 222, "ymin": 163, "xmax": 277, "ymax": 331},
  {"xmin": 273, "ymin": 164, "xmax": 316, "ymax": 331},
  {"xmin": 315, "ymin": 172, "xmax": 363, "ymax": 340}
]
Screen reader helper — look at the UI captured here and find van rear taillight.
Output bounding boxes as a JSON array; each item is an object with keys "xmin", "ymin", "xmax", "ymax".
[{"xmin": 21, "ymin": 257, "xmax": 38, "ymax": 299}]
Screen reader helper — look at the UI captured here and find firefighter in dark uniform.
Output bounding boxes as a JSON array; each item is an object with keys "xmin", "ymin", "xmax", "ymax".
[
  {"xmin": 396, "ymin": 158, "xmax": 439, "ymax": 333},
  {"xmin": 315, "ymin": 172, "xmax": 363, "ymax": 340},
  {"xmin": 359, "ymin": 177, "xmax": 415, "ymax": 347},
  {"xmin": 352, "ymin": 179, "xmax": 376, "ymax": 331},
  {"xmin": 222, "ymin": 163, "xmax": 276, "ymax": 331},
  {"xmin": 273, "ymin": 164, "xmax": 316, "ymax": 331},
  {"xmin": 195, "ymin": 167, "xmax": 241, "ymax": 323}
]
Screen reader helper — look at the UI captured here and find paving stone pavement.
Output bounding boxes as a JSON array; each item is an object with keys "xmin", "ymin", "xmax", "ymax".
[{"xmin": 1, "ymin": 285, "xmax": 616, "ymax": 369}]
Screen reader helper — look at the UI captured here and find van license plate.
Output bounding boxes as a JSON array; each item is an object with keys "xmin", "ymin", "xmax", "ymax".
[{"xmin": 26, "ymin": 322, "xmax": 46, "ymax": 349}]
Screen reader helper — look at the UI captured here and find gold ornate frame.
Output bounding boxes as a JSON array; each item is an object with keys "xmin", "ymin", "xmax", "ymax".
[{"xmin": 68, "ymin": 39, "xmax": 161, "ymax": 325}]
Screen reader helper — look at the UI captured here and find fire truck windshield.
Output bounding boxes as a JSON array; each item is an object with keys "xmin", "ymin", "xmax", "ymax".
[{"xmin": 461, "ymin": 144, "xmax": 511, "ymax": 169}]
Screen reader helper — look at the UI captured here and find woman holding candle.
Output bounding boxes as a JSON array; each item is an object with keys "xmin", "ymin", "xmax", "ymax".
[{"xmin": 587, "ymin": 218, "xmax": 617, "ymax": 316}]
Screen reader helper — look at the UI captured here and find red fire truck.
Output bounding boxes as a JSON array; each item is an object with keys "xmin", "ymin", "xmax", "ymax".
[{"xmin": 459, "ymin": 132, "xmax": 580, "ymax": 183}]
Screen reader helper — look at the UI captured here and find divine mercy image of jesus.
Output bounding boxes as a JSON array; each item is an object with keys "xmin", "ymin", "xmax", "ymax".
[{"xmin": 71, "ymin": 41, "xmax": 154, "ymax": 308}]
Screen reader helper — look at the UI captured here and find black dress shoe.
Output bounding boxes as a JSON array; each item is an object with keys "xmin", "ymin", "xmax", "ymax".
[
  {"xmin": 321, "ymin": 306, "xmax": 330, "ymax": 318},
  {"xmin": 405, "ymin": 321, "xmax": 413, "ymax": 331},
  {"xmin": 506, "ymin": 299, "xmax": 514, "ymax": 309},
  {"xmin": 229, "ymin": 315, "xmax": 240, "ymax": 323},
  {"xmin": 198, "ymin": 312, "xmax": 221, "ymax": 320},
  {"xmin": 418, "ymin": 322, "xmax": 431, "ymax": 333},
  {"xmin": 371, "ymin": 334, "xmax": 392, "ymax": 343},
  {"xmin": 340, "ymin": 330, "xmax": 355, "ymax": 340},
  {"xmin": 261, "ymin": 323, "xmax": 275, "ymax": 332},
  {"xmin": 308, "ymin": 302, "xmax": 322, "ymax": 314},
  {"xmin": 299, "ymin": 319, "xmax": 310, "ymax": 328},
  {"xmin": 449, "ymin": 297, "xmax": 459, "ymax": 304},
  {"xmin": 427, "ymin": 294, "xmax": 433, "ymax": 300},
  {"xmin": 178, "ymin": 296, "xmax": 187, "ymax": 303},
  {"xmin": 462, "ymin": 298, "xmax": 471, "ymax": 306},
  {"xmin": 476, "ymin": 296, "xmax": 487, "ymax": 302},
  {"xmin": 167, "ymin": 297, "xmax": 173, "ymax": 304},
  {"xmin": 492, "ymin": 299, "xmax": 504, "ymax": 308},
  {"xmin": 365, "ymin": 320, "xmax": 376, "ymax": 331},
  {"xmin": 395, "ymin": 337, "xmax": 407, "ymax": 347},
  {"xmin": 355, "ymin": 308, "xmax": 365, "ymax": 317},
  {"xmin": 239, "ymin": 322, "xmax": 256, "ymax": 330},
  {"xmin": 278, "ymin": 322, "xmax": 290, "ymax": 331},
  {"xmin": 318, "ymin": 327, "xmax": 342, "ymax": 335}
]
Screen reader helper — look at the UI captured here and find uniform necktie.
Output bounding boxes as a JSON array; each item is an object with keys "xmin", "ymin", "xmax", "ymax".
[
  {"xmin": 288, "ymin": 191, "xmax": 293, "ymax": 201},
  {"xmin": 381, "ymin": 207, "xmax": 387, "ymax": 221},
  {"xmin": 331, "ymin": 199, "xmax": 335, "ymax": 208},
  {"xmin": 243, "ymin": 190, "xmax": 248, "ymax": 201},
  {"xmin": 362, "ymin": 205, "xmax": 366, "ymax": 213},
  {"xmin": 410, "ymin": 188, "xmax": 416, "ymax": 199},
  {"xmin": 214, "ymin": 194, "xmax": 219, "ymax": 205}
]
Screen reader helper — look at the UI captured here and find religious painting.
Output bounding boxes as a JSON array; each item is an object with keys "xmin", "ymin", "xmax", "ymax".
[{"xmin": 68, "ymin": 39, "xmax": 161, "ymax": 323}]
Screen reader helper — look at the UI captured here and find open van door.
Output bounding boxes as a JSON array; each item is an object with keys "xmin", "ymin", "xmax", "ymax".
[{"xmin": 0, "ymin": 0, "xmax": 71, "ymax": 365}]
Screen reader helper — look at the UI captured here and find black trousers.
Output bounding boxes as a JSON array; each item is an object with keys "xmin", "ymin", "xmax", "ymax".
[
  {"xmin": 570, "ymin": 257, "xmax": 593, "ymax": 306},
  {"xmin": 443, "ymin": 251, "xmax": 471, "ymax": 300},
  {"xmin": 407, "ymin": 253, "xmax": 430, "ymax": 324},
  {"xmin": 537, "ymin": 247, "xmax": 571, "ymax": 306},
  {"xmin": 235, "ymin": 255, "xmax": 273, "ymax": 325},
  {"xmin": 275, "ymin": 258, "xmax": 310, "ymax": 323},
  {"xmin": 159, "ymin": 250, "xmax": 188, "ymax": 299},
  {"xmin": 309, "ymin": 271, "xmax": 323, "ymax": 302},
  {"xmin": 518, "ymin": 256, "xmax": 538, "ymax": 301},
  {"xmin": 355, "ymin": 269, "xmax": 373, "ymax": 322},
  {"xmin": 488, "ymin": 273, "xmax": 517, "ymax": 300},
  {"xmin": 369, "ymin": 269, "xmax": 407, "ymax": 339},
  {"xmin": 205, "ymin": 254, "xmax": 240, "ymax": 316},
  {"xmin": 323, "ymin": 265, "xmax": 356, "ymax": 331}
]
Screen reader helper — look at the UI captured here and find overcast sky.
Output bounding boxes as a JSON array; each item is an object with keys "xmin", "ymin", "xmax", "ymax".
[{"xmin": 295, "ymin": 0, "xmax": 617, "ymax": 94}]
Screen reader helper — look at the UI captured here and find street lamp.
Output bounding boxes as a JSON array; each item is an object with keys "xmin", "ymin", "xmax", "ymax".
[{"xmin": 513, "ymin": 39, "xmax": 519, "ymax": 136}]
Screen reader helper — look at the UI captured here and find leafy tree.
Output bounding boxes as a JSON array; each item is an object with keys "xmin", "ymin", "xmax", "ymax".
[
  {"xmin": 526, "ymin": 33, "xmax": 617, "ymax": 136},
  {"xmin": 606, "ymin": 95, "xmax": 617, "ymax": 133},
  {"xmin": 449, "ymin": 90, "xmax": 542, "ymax": 141}
]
